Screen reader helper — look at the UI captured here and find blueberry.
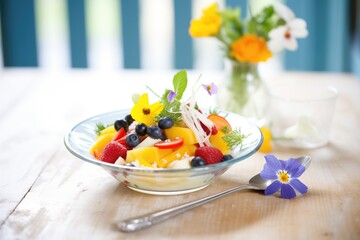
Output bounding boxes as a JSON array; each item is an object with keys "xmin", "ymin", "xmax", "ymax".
[
  {"xmin": 125, "ymin": 114, "xmax": 134, "ymax": 125},
  {"xmin": 126, "ymin": 133, "xmax": 141, "ymax": 147},
  {"xmin": 146, "ymin": 126, "xmax": 163, "ymax": 139},
  {"xmin": 159, "ymin": 132, "xmax": 166, "ymax": 141},
  {"xmin": 158, "ymin": 117, "xmax": 174, "ymax": 129},
  {"xmin": 221, "ymin": 154, "xmax": 234, "ymax": 162},
  {"xmin": 114, "ymin": 119, "xmax": 129, "ymax": 132},
  {"xmin": 135, "ymin": 123, "xmax": 147, "ymax": 136},
  {"xmin": 191, "ymin": 157, "xmax": 207, "ymax": 167}
]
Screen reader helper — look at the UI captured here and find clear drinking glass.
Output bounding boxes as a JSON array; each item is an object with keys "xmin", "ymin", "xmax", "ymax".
[{"xmin": 267, "ymin": 84, "xmax": 338, "ymax": 149}]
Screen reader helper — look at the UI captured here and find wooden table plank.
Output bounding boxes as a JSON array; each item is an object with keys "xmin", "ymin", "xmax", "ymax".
[{"xmin": 0, "ymin": 73, "xmax": 59, "ymax": 225}]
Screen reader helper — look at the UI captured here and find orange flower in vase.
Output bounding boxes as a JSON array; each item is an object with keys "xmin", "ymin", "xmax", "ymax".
[{"xmin": 230, "ymin": 34, "xmax": 272, "ymax": 63}]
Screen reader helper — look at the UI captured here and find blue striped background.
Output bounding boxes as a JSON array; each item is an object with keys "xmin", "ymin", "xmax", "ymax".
[{"xmin": 0, "ymin": 0, "xmax": 358, "ymax": 77}]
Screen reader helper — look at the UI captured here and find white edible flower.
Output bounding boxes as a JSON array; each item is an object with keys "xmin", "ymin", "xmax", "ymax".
[{"xmin": 268, "ymin": 3, "xmax": 308, "ymax": 53}]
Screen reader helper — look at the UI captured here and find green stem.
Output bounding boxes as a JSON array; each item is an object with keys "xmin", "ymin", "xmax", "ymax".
[{"xmin": 226, "ymin": 61, "xmax": 260, "ymax": 112}]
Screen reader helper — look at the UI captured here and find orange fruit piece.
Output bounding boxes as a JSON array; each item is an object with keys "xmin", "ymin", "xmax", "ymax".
[
  {"xmin": 259, "ymin": 127, "xmax": 272, "ymax": 153},
  {"xmin": 90, "ymin": 133, "xmax": 116, "ymax": 159},
  {"xmin": 207, "ymin": 114, "xmax": 232, "ymax": 134}
]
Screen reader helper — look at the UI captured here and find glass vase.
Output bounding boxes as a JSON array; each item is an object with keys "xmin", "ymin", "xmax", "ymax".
[{"xmin": 216, "ymin": 60, "xmax": 268, "ymax": 126}]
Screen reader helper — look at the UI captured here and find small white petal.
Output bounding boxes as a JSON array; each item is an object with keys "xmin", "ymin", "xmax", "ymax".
[
  {"xmin": 269, "ymin": 26, "xmax": 287, "ymax": 39},
  {"xmin": 274, "ymin": 2, "xmax": 295, "ymax": 22},
  {"xmin": 284, "ymin": 37, "xmax": 298, "ymax": 51},
  {"xmin": 289, "ymin": 18, "xmax": 307, "ymax": 29},
  {"xmin": 289, "ymin": 19, "xmax": 309, "ymax": 38},
  {"xmin": 268, "ymin": 38, "xmax": 286, "ymax": 53}
]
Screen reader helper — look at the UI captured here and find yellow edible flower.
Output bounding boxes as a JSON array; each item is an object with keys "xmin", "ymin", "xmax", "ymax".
[
  {"xmin": 131, "ymin": 93, "xmax": 164, "ymax": 126},
  {"xmin": 189, "ymin": 3, "xmax": 221, "ymax": 37},
  {"xmin": 259, "ymin": 127, "xmax": 272, "ymax": 153},
  {"xmin": 230, "ymin": 34, "xmax": 272, "ymax": 63}
]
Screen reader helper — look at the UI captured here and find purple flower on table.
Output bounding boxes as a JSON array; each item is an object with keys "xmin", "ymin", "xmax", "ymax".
[
  {"xmin": 202, "ymin": 82, "xmax": 218, "ymax": 95},
  {"xmin": 167, "ymin": 90, "xmax": 177, "ymax": 103},
  {"xmin": 260, "ymin": 155, "xmax": 308, "ymax": 199}
]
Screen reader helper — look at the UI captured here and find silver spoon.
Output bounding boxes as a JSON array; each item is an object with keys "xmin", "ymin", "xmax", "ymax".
[{"xmin": 118, "ymin": 156, "xmax": 311, "ymax": 232}]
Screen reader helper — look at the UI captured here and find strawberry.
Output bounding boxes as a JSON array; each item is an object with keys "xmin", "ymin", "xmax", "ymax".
[
  {"xmin": 195, "ymin": 146, "xmax": 223, "ymax": 165},
  {"xmin": 112, "ymin": 128, "xmax": 126, "ymax": 141},
  {"xmin": 100, "ymin": 141, "xmax": 127, "ymax": 164}
]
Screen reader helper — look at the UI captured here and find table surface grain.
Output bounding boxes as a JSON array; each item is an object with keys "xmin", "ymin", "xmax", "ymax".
[{"xmin": 0, "ymin": 69, "xmax": 359, "ymax": 240}]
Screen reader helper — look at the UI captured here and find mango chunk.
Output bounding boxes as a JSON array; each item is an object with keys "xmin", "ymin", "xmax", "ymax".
[
  {"xmin": 90, "ymin": 133, "xmax": 116, "ymax": 159},
  {"xmin": 156, "ymin": 145, "xmax": 197, "ymax": 168},
  {"xmin": 96, "ymin": 125, "xmax": 116, "ymax": 139},
  {"xmin": 164, "ymin": 127, "xmax": 198, "ymax": 145},
  {"xmin": 210, "ymin": 131, "xmax": 230, "ymax": 154},
  {"xmin": 137, "ymin": 158, "xmax": 154, "ymax": 168},
  {"xmin": 126, "ymin": 147, "xmax": 173, "ymax": 165},
  {"xmin": 157, "ymin": 148, "xmax": 174, "ymax": 159}
]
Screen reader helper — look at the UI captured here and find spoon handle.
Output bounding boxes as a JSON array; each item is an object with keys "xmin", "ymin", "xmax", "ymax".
[{"xmin": 117, "ymin": 184, "xmax": 258, "ymax": 232}]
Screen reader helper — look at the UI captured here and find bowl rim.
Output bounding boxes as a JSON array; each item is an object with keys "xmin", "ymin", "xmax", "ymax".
[{"xmin": 64, "ymin": 109, "xmax": 263, "ymax": 173}]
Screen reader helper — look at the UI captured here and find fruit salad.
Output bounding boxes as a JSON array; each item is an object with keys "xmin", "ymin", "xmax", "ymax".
[{"xmin": 90, "ymin": 70, "xmax": 247, "ymax": 169}]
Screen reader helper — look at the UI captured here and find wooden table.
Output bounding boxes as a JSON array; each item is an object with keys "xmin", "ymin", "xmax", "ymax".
[{"xmin": 0, "ymin": 69, "xmax": 359, "ymax": 239}]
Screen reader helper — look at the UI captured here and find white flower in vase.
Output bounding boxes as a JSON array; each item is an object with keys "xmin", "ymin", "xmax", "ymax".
[{"xmin": 268, "ymin": 3, "xmax": 309, "ymax": 53}]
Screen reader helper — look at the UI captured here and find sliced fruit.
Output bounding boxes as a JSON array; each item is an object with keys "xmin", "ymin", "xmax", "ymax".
[
  {"xmin": 208, "ymin": 114, "xmax": 232, "ymax": 134},
  {"xmin": 134, "ymin": 137, "xmax": 161, "ymax": 149},
  {"xmin": 126, "ymin": 147, "xmax": 157, "ymax": 164},
  {"xmin": 157, "ymin": 148, "xmax": 174, "ymax": 159},
  {"xmin": 259, "ymin": 127, "xmax": 272, "ymax": 153},
  {"xmin": 116, "ymin": 135, "xmax": 127, "ymax": 145},
  {"xmin": 96, "ymin": 125, "xmax": 116, "ymax": 139},
  {"xmin": 156, "ymin": 144, "xmax": 197, "ymax": 168},
  {"xmin": 168, "ymin": 159, "xmax": 191, "ymax": 169},
  {"xmin": 90, "ymin": 133, "xmax": 116, "ymax": 159},
  {"xmin": 114, "ymin": 156, "xmax": 126, "ymax": 165},
  {"xmin": 126, "ymin": 147, "xmax": 172, "ymax": 164},
  {"xmin": 112, "ymin": 128, "xmax": 127, "ymax": 141},
  {"xmin": 209, "ymin": 131, "xmax": 230, "ymax": 154},
  {"xmin": 154, "ymin": 138, "xmax": 184, "ymax": 149},
  {"xmin": 164, "ymin": 127, "xmax": 198, "ymax": 145},
  {"xmin": 100, "ymin": 141, "xmax": 127, "ymax": 164},
  {"xmin": 137, "ymin": 158, "xmax": 154, "ymax": 168},
  {"xmin": 195, "ymin": 146, "xmax": 223, "ymax": 165}
]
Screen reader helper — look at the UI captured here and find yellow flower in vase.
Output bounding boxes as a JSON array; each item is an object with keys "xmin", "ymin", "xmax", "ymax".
[
  {"xmin": 131, "ymin": 93, "xmax": 164, "ymax": 126},
  {"xmin": 230, "ymin": 34, "xmax": 272, "ymax": 63},
  {"xmin": 189, "ymin": 3, "xmax": 221, "ymax": 37}
]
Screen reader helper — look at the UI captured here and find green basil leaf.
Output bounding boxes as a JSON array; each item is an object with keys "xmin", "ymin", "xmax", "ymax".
[{"xmin": 173, "ymin": 70, "xmax": 187, "ymax": 100}]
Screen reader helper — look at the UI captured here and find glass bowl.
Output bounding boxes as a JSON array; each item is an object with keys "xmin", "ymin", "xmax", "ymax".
[{"xmin": 64, "ymin": 109, "xmax": 263, "ymax": 195}]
